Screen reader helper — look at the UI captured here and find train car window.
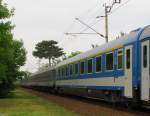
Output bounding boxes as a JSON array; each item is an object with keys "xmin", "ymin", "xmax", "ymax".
[
  {"xmin": 143, "ymin": 45, "xmax": 147, "ymax": 68},
  {"xmin": 57, "ymin": 69, "xmax": 59, "ymax": 78},
  {"xmin": 60, "ymin": 68, "xmax": 63, "ymax": 78},
  {"xmin": 88, "ymin": 59, "xmax": 93, "ymax": 73},
  {"xmin": 117, "ymin": 49, "xmax": 123, "ymax": 69},
  {"xmin": 63, "ymin": 67, "xmax": 66, "ymax": 77},
  {"xmin": 58, "ymin": 69, "xmax": 61, "ymax": 78},
  {"xmin": 69, "ymin": 64, "xmax": 73, "ymax": 75},
  {"xmin": 62, "ymin": 68, "xmax": 64, "ymax": 77},
  {"xmin": 126, "ymin": 49, "xmax": 130, "ymax": 69},
  {"xmin": 80, "ymin": 61, "xmax": 85, "ymax": 74},
  {"xmin": 75, "ymin": 63, "xmax": 79, "ymax": 74},
  {"xmin": 66, "ymin": 66, "xmax": 68, "ymax": 76},
  {"xmin": 96, "ymin": 56, "xmax": 102, "ymax": 72},
  {"xmin": 106, "ymin": 52, "xmax": 114, "ymax": 70},
  {"xmin": 61, "ymin": 68, "xmax": 63, "ymax": 77}
]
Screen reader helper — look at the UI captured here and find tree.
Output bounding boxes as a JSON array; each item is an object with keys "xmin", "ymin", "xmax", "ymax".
[
  {"xmin": 91, "ymin": 44, "xmax": 99, "ymax": 48},
  {"xmin": 21, "ymin": 71, "xmax": 32, "ymax": 80},
  {"xmin": 68, "ymin": 51, "xmax": 82, "ymax": 58},
  {"xmin": 8, "ymin": 40, "xmax": 26, "ymax": 81},
  {"xmin": 38, "ymin": 63, "xmax": 49, "ymax": 71},
  {"xmin": 62, "ymin": 51, "xmax": 82, "ymax": 60},
  {"xmin": 116, "ymin": 32, "xmax": 127, "ymax": 39},
  {"xmin": 33, "ymin": 40, "xmax": 64, "ymax": 66},
  {"xmin": 0, "ymin": 0, "xmax": 26, "ymax": 97}
]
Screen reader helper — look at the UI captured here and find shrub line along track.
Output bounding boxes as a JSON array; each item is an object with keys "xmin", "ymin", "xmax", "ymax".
[{"xmin": 23, "ymin": 88, "xmax": 150, "ymax": 116}]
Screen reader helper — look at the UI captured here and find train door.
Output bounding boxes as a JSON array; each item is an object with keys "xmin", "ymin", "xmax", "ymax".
[
  {"xmin": 124, "ymin": 45, "xmax": 133, "ymax": 98},
  {"xmin": 141, "ymin": 40, "xmax": 149, "ymax": 101}
]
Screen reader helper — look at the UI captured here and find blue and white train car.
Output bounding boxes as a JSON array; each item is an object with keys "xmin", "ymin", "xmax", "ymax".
[
  {"xmin": 55, "ymin": 25, "xmax": 150, "ymax": 103},
  {"xmin": 22, "ymin": 25, "xmax": 150, "ymax": 106}
]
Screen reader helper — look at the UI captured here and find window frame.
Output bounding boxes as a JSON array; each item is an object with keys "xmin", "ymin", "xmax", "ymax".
[
  {"xmin": 143, "ymin": 45, "xmax": 148, "ymax": 68},
  {"xmin": 69, "ymin": 64, "xmax": 73, "ymax": 76},
  {"xmin": 95, "ymin": 55, "xmax": 102, "ymax": 73},
  {"xmin": 126, "ymin": 49, "xmax": 131, "ymax": 69},
  {"xmin": 105, "ymin": 52, "xmax": 114, "ymax": 71},
  {"xmin": 87, "ymin": 58, "xmax": 93, "ymax": 74},
  {"xmin": 80, "ymin": 60, "xmax": 85, "ymax": 75},
  {"xmin": 74, "ymin": 62, "xmax": 79, "ymax": 75},
  {"xmin": 60, "ymin": 68, "xmax": 63, "ymax": 78},
  {"xmin": 57, "ymin": 69, "xmax": 59, "ymax": 79},
  {"xmin": 117, "ymin": 49, "xmax": 123, "ymax": 70},
  {"xmin": 63, "ymin": 66, "xmax": 66, "ymax": 77},
  {"xmin": 61, "ymin": 67, "xmax": 64, "ymax": 78},
  {"xmin": 65, "ymin": 65, "xmax": 69, "ymax": 77},
  {"xmin": 59, "ymin": 68, "xmax": 61, "ymax": 78}
]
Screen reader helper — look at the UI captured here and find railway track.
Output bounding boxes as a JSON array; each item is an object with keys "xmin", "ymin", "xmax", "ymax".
[{"xmin": 23, "ymin": 88, "xmax": 150, "ymax": 116}]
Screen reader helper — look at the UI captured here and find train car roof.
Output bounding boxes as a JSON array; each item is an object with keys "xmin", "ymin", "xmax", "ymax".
[
  {"xmin": 30, "ymin": 66, "xmax": 55, "ymax": 79},
  {"xmin": 55, "ymin": 27, "xmax": 145, "ymax": 68},
  {"xmin": 140, "ymin": 25, "xmax": 150, "ymax": 40}
]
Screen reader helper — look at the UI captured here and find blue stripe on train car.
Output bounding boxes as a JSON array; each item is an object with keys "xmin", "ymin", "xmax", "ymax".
[
  {"xmin": 57, "ymin": 70, "xmax": 124, "ymax": 80},
  {"xmin": 57, "ymin": 85, "xmax": 124, "ymax": 91},
  {"xmin": 89, "ymin": 86, "xmax": 124, "ymax": 91},
  {"xmin": 132, "ymin": 42, "xmax": 139, "ymax": 88}
]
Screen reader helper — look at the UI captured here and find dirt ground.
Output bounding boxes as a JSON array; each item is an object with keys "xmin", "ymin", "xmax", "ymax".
[{"xmin": 24, "ymin": 88, "xmax": 150, "ymax": 116}]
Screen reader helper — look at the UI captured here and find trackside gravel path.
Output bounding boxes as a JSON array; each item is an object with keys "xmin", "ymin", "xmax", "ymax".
[{"xmin": 24, "ymin": 88, "xmax": 150, "ymax": 116}]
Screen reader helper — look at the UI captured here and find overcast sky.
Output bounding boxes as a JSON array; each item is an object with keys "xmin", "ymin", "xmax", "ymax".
[{"xmin": 5, "ymin": 0, "xmax": 150, "ymax": 72}]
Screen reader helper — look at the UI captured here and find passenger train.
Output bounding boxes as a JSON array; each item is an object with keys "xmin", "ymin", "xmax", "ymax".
[{"xmin": 22, "ymin": 25, "xmax": 150, "ymax": 107}]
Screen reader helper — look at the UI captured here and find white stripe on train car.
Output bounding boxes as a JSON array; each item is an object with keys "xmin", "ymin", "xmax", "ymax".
[{"xmin": 56, "ymin": 76, "xmax": 124, "ymax": 88}]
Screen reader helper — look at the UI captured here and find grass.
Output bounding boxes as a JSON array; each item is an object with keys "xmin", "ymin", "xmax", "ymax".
[{"xmin": 0, "ymin": 88, "xmax": 77, "ymax": 116}]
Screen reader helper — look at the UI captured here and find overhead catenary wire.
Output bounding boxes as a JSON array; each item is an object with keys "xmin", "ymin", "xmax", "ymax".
[
  {"xmin": 65, "ymin": 1, "xmax": 103, "ymax": 34},
  {"xmin": 65, "ymin": 0, "xmax": 132, "ymax": 43},
  {"xmin": 78, "ymin": 3, "xmax": 105, "ymax": 32},
  {"xmin": 109, "ymin": 0, "xmax": 132, "ymax": 15},
  {"xmin": 81, "ymin": 0, "xmax": 132, "ymax": 34},
  {"xmin": 75, "ymin": 18, "xmax": 105, "ymax": 38},
  {"xmin": 78, "ymin": 1, "xmax": 102, "ymax": 19},
  {"xmin": 65, "ymin": 8, "xmax": 105, "ymax": 38},
  {"xmin": 78, "ymin": 5, "xmax": 105, "ymax": 32},
  {"xmin": 64, "ymin": 20, "xmax": 76, "ymax": 33},
  {"xmin": 80, "ymin": 19, "xmax": 102, "ymax": 33}
]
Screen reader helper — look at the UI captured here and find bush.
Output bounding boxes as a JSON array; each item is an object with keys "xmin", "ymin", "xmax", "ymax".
[{"xmin": 0, "ymin": 81, "xmax": 14, "ymax": 98}]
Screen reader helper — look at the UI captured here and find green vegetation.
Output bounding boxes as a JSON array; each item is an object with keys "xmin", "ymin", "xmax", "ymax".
[
  {"xmin": 0, "ymin": 88, "xmax": 76, "ymax": 116},
  {"xmin": 62, "ymin": 51, "xmax": 82, "ymax": 61},
  {"xmin": 33, "ymin": 40, "xmax": 64, "ymax": 66},
  {"xmin": 67, "ymin": 51, "xmax": 82, "ymax": 58},
  {"xmin": 0, "ymin": 0, "xmax": 26, "ymax": 97}
]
